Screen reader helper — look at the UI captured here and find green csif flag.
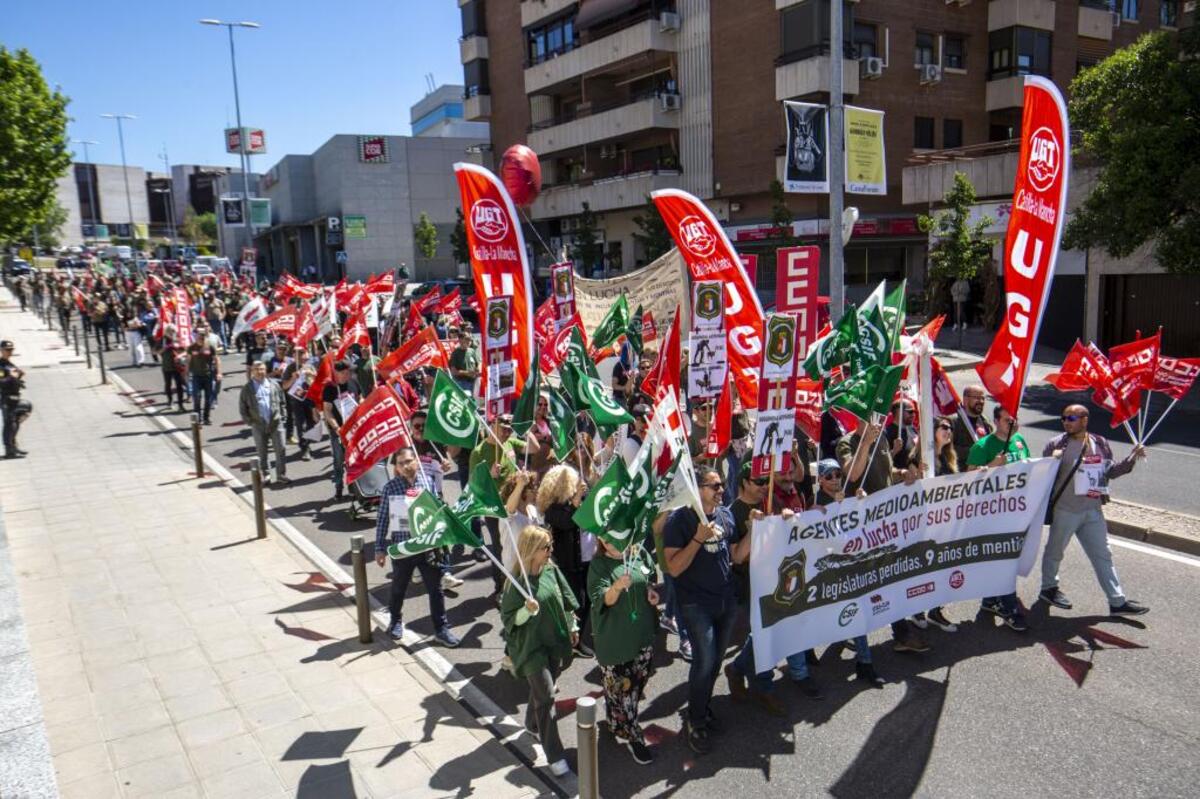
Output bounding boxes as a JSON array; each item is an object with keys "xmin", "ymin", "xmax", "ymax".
[
  {"xmin": 625, "ymin": 304, "xmax": 645, "ymax": 357},
  {"xmin": 591, "ymin": 293, "xmax": 630, "ymax": 350},
  {"xmin": 424, "ymin": 369, "xmax": 480, "ymax": 448},
  {"xmin": 803, "ymin": 305, "xmax": 857, "ymax": 379},
  {"xmin": 602, "ymin": 442, "xmax": 658, "ymax": 552},
  {"xmin": 545, "ymin": 387, "xmax": 576, "ymax": 462},
  {"xmin": 852, "ymin": 302, "xmax": 890, "ymax": 373},
  {"xmin": 563, "ymin": 325, "xmax": 599, "ymax": 380},
  {"xmin": 389, "ymin": 491, "xmax": 483, "ymax": 558},
  {"xmin": 561, "ymin": 362, "xmax": 633, "ymax": 426},
  {"xmin": 825, "ymin": 363, "xmax": 904, "ymax": 420},
  {"xmin": 510, "ymin": 345, "xmax": 541, "ymax": 437},
  {"xmin": 453, "ymin": 462, "xmax": 508, "ymax": 521},
  {"xmin": 573, "ymin": 456, "xmax": 631, "ymax": 535}
]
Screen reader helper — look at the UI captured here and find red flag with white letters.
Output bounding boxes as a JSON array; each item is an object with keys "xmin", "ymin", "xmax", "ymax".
[
  {"xmin": 1151, "ymin": 356, "xmax": 1200, "ymax": 400},
  {"xmin": 376, "ymin": 326, "xmax": 448, "ymax": 379},
  {"xmin": 335, "ymin": 312, "xmax": 371, "ymax": 362},
  {"xmin": 340, "ymin": 385, "xmax": 412, "ymax": 485},
  {"xmin": 292, "ymin": 302, "xmax": 318, "ymax": 349},
  {"xmin": 641, "ymin": 303, "xmax": 681, "ymax": 402},
  {"xmin": 252, "ymin": 307, "xmax": 298, "ymax": 337}
]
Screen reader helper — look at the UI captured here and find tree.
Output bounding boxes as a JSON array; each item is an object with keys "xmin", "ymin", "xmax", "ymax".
[
  {"xmin": 180, "ymin": 205, "xmax": 202, "ymax": 244},
  {"xmin": 917, "ymin": 171, "xmax": 993, "ymax": 318},
  {"xmin": 0, "ymin": 48, "xmax": 71, "ymax": 245},
  {"xmin": 571, "ymin": 202, "xmax": 604, "ymax": 276},
  {"xmin": 197, "ymin": 212, "xmax": 218, "ymax": 243},
  {"xmin": 450, "ymin": 206, "xmax": 470, "ymax": 267},
  {"xmin": 1063, "ymin": 27, "xmax": 1200, "ymax": 274},
  {"xmin": 768, "ymin": 179, "xmax": 796, "ymax": 246},
  {"xmin": 17, "ymin": 200, "xmax": 68, "ymax": 249},
  {"xmin": 632, "ymin": 195, "xmax": 672, "ymax": 264},
  {"xmin": 414, "ymin": 211, "xmax": 439, "ymax": 260}
]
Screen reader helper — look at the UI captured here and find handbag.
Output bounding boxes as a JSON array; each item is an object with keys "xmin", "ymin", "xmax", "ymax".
[{"xmin": 1045, "ymin": 440, "xmax": 1087, "ymax": 525}]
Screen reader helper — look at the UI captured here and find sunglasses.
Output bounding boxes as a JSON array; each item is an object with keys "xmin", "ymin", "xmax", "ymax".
[
  {"xmin": 936, "ymin": 424, "xmax": 953, "ymax": 431},
  {"xmin": 1061, "ymin": 414, "xmax": 1087, "ymax": 422},
  {"xmin": 748, "ymin": 477, "xmax": 769, "ymax": 487},
  {"xmin": 702, "ymin": 481, "xmax": 725, "ymax": 490}
]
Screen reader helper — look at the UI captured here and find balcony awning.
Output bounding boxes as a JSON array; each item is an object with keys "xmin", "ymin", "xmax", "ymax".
[{"xmin": 576, "ymin": 0, "xmax": 641, "ymax": 30}]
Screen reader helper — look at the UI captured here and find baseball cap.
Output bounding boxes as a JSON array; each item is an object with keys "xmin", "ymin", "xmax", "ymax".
[
  {"xmin": 630, "ymin": 403, "xmax": 650, "ymax": 419},
  {"xmin": 817, "ymin": 458, "xmax": 842, "ymax": 478},
  {"xmin": 498, "ymin": 413, "xmax": 514, "ymax": 429},
  {"xmin": 0, "ymin": 340, "xmax": 13, "ymax": 350}
]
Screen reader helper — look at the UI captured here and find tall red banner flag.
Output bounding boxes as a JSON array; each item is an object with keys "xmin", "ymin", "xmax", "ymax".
[
  {"xmin": 976, "ymin": 76, "xmax": 1070, "ymax": 417},
  {"xmin": 776, "ymin": 245, "xmax": 821, "ymax": 358},
  {"xmin": 652, "ymin": 189, "xmax": 765, "ymax": 407},
  {"xmin": 454, "ymin": 163, "xmax": 535, "ymax": 396}
]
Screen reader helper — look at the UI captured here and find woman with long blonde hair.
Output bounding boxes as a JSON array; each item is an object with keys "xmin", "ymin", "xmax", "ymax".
[
  {"xmin": 500, "ymin": 525, "xmax": 578, "ymax": 778},
  {"xmin": 537, "ymin": 464, "xmax": 594, "ymax": 657}
]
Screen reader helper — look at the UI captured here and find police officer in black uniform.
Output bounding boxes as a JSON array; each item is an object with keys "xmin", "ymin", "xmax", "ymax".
[{"xmin": 1, "ymin": 340, "xmax": 32, "ymax": 459}]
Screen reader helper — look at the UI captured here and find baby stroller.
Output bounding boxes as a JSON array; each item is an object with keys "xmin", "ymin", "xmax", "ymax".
[{"xmin": 347, "ymin": 459, "xmax": 390, "ymax": 520}]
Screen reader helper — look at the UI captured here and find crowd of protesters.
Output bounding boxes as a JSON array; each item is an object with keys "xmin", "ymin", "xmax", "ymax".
[{"xmin": 8, "ymin": 263, "xmax": 1150, "ymax": 777}]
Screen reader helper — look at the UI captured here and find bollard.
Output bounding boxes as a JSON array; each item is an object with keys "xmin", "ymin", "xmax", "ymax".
[
  {"xmin": 190, "ymin": 414, "xmax": 204, "ymax": 477},
  {"xmin": 98, "ymin": 340, "xmax": 107, "ymax": 384},
  {"xmin": 577, "ymin": 696, "xmax": 599, "ymax": 797},
  {"xmin": 251, "ymin": 466, "xmax": 267, "ymax": 539},
  {"xmin": 83, "ymin": 327, "xmax": 92, "ymax": 369},
  {"xmin": 72, "ymin": 326, "xmax": 79, "ymax": 356},
  {"xmin": 350, "ymin": 536, "xmax": 373, "ymax": 644}
]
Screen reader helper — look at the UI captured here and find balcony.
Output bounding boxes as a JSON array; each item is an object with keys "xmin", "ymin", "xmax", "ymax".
[
  {"xmin": 528, "ymin": 95, "xmax": 681, "ymax": 156},
  {"xmin": 459, "ymin": 34, "xmax": 489, "ymax": 63},
  {"xmin": 525, "ymin": 17, "xmax": 679, "ymax": 95},
  {"xmin": 1078, "ymin": 2, "xmax": 1114, "ymax": 39},
  {"xmin": 529, "ymin": 169, "xmax": 682, "ymax": 219},
  {"xmin": 521, "ymin": 0, "xmax": 578, "ymax": 27},
  {"xmin": 901, "ymin": 140, "xmax": 1021, "ymax": 205},
  {"xmin": 985, "ymin": 74, "xmax": 1025, "ymax": 111},
  {"xmin": 775, "ymin": 55, "xmax": 859, "ymax": 101},
  {"xmin": 464, "ymin": 93, "xmax": 491, "ymax": 120},
  {"xmin": 988, "ymin": 0, "xmax": 1056, "ymax": 32}
]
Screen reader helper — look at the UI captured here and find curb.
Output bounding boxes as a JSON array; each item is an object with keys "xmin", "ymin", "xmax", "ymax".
[
  {"xmin": 101, "ymin": 364, "xmax": 577, "ymax": 798},
  {"xmin": 1106, "ymin": 500, "xmax": 1200, "ymax": 558}
]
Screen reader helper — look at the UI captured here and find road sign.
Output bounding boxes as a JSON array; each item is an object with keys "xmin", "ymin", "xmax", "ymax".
[
  {"xmin": 336, "ymin": 251, "xmax": 348, "ymax": 265},
  {"xmin": 344, "ymin": 215, "xmax": 367, "ymax": 239}
]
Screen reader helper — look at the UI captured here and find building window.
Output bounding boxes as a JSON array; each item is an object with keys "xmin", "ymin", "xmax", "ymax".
[
  {"xmin": 915, "ymin": 32, "xmax": 935, "ymax": 66},
  {"xmin": 944, "ymin": 35, "xmax": 965, "ymax": 69},
  {"xmin": 463, "ymin": 59, "xmax": 489, "ymax": 97},
  {"xmin": 527, "ymin": 15, "xmax": 577, "ymax": 66},
  {"xmin": 914, "ymin": 116, "xmax": 935, "ymax": 149},
  {"xmin": 1161, "ymin": 0, "xmax": 1178, "ymax": 26},
  {"xmin": 988, "ymin": 27, "xmax": 1051, "ymax": 79},
  {"xmin": 461, "ymin": 0, "xmax": 486, "ymax": 38},
  {"xmin": 779, "ymin": 0, "xmax": 854, "ymax": 65},
  {"xmin": 943, "ymin": 119, "xmax": 963, "ymax": 149},
  {"xmin": 853, "ymin": 22, "xmax": 877, "ymax": 60},
  {"xmin": 1122, "ymin": 0, "xmax": 1138, "ymax": 21}
]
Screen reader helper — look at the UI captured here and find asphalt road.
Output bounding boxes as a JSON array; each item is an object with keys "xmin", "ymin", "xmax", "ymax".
[{"xmin": 109, "ymin": 352, "xmax": 1200, "ymax": 798}]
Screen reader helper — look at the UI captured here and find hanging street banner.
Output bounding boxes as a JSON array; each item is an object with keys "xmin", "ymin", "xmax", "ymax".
[
  {"xmin": 775, "ymin": 245, "xmax": 821, "ymax": 360},
  {"xmin": 551, "ymin": 262, "xmax": 576, "ymax": 330},
  {"xmin": 977, "ymin": 76, "xmax": 1070, "ymax": 417},
  {"xmin": 688, "ymin": 280, "xmax": 727, "ymax": 400},
  {"xmin": 454, "ymin": 162, "xmax": 536, "ymax": 397},
  {"xmin": 220, "ymin": 196, "xmax": 245, "ymax": 227},
  {"xmin": 783, "ymin": 101, "xmax": 829, "ymax": 193},
  {"xmin": 749, "ymin": 459, "xmax": 1058, "ymax": 672},
  {"xmin": 249, "ymin": 198, "xmax": 271, "ymax": 228},
  {"xmin": 573, "ymin": 248, "xmax": 688, "ymax": 345},
  {"xmin": 844, "ymin": 106, "xmax": 887, "ymax": 195},
  {"xmin": 752, "ymin": 313, "xmax": 798, "ymax": 477},
  {"xmin": 484, "ymin": 295, "xmax": 516, "ymax": 416},
  {"xmin": 652, "ymin": 189, "xmax": 765, "ymax": 407}
]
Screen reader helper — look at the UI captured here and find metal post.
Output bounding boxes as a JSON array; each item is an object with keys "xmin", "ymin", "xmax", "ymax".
[
  {"xmin": 72, "ymin": 326, "xmax": 79, "ymax": 356},
  {"xmin": 251, "ymin": 466, "xmax": 267, "ymax": 538},
  {"xmin": 98, "ymin": 340, "xmax": 107, "ymax": 384},
  {"xmin": 829, "ymin": 0, "xmax": 846, "ymax": 319},
  {"xmin": 350, "ymin": 536, "xmax": 373, "ymax": 644},
  {"xmin": 84, "ymin": 325, "xmax": 92, "ymax": 368},
  {"xmin": 190, "ymin": 414, "xmax": 204, "ymax": 476},
  {"xmin": 577, "ymin": 696, "xmax": 599, "ymax": 797}
]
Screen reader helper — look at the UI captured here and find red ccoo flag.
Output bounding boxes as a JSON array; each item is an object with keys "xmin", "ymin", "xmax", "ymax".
[
  {"xmin": 376, "ymin": 326, "xmax": 448, "ymax": 380},
  {"xmin": 340, "ymin": 385, "xmax": 412, "ymax": 485}
]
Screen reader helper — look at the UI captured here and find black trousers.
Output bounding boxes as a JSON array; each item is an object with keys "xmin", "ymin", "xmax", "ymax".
[
  {"xmin": 162, "ymin": 369, "xmax": 186, "ymax": 407},
  {"xmin": 3, "ymin": 398, "xmax": 31, "ymax": 453},
  {"xmin": 388, "ymin": 553, "xmax": 448, "ymax": 630}
]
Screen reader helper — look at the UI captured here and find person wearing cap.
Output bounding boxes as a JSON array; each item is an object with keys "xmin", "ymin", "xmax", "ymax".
[
  {"xmin": 619, "ymin": 403, "xmax": 651, "ymax": 467},
  {"xmin": 1, "ymin": 340, "xmax": 32, "ymax": 459},
  {"xmin": 449, "ymin": 332, "xmax": 480, "ymax": 394}
]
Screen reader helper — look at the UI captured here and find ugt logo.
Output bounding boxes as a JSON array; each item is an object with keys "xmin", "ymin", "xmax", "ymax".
[
  {"xmin": 471, "ymin": 199, "xmax": 509, "ymax": 243},
  {"xmin": 1026, "ymin": 126, "xmax": 1061, "ymax": 193},
  {"xmin": 678, "ymin": 214, "xmax": 717, "ymax": 258}
]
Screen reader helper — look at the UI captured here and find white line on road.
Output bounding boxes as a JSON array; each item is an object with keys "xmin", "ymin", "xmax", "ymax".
[
  {"xmin": 1148, "ymin": 446, "xmax": 1200, "ymax": 461},
  {"xmin": 1111, "ymin": 537, "xmax": 1200, "ymax": 568}
]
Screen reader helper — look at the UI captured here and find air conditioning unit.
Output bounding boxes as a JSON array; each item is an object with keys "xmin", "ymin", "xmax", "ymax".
[
  {"xmin": 1111, "ymin": 10, "xmax": 1122, "ymax": 27},
  {"xmin": 919, "ymin": 64, "xmax": 942, "ymax": 84},
  {"xmin": 860, "ymin": 56, "xmax": 884, "ymax": 79},
  {"xmin": 659, "ymin": 92, "xmax": 682, "ymax": 111},
  {"xmin": 659, "ymin": 11, "xmax": 681, "ymax": 32}
]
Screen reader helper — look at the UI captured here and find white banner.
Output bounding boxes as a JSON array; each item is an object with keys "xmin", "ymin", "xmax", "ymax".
[
  {"xmin": 749, "ymin": 460, "xmax": 1057, "ymax": 672},
  {"xmin": 687, "ymin": 280, "xmax": 726, "ymax": 399},
  {"xmin": 573, "ymin": 248, "xmax": 688, "ymax": 341}
]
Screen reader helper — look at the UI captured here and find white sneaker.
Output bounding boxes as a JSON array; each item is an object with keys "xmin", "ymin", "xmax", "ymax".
[
  {"xmin": 548, "ymin": 758, "xmax": 571, "ymax": 777},
  {"xmin": 441, "ymin": 573, "xmax": 464, "ymax": 590},
  {"xmin": 910, "ymin": 613, "xmax": 929, "ymax": 629}
]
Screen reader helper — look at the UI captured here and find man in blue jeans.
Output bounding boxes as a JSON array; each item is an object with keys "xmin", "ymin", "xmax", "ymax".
[{"xmin": 662, "ymin": 467, "xmax": 739, "ymax": 755}]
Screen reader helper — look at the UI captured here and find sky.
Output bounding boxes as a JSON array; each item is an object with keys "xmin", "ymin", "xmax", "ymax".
[{"xmin": 3, "ymin": 0, "xmax": 465, "ymax": 173}]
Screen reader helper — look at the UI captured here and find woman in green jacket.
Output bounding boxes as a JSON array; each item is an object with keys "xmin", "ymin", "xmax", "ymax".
[
  {"xmin": 501, "ymin": 525, "xmax": 578, "ymax": 778},
  {"xmin": 587, "ymin": 539, "xmax": 660, "ymax": 765}
]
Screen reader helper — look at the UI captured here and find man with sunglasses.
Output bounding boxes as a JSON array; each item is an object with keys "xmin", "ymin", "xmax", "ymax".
[
  {"xmin": 1039, "ymin": 405, "xmax": 1148, "ymax": 616},
  {"xmin": 662, "ymin": 467, "xmax": 740, "ymax": 755}
]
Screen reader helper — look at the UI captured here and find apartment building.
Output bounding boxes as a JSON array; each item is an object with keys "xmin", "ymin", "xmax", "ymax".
[{"xmin": 458, "ymin": 0, "xmax": 1196, "ymax": 337}]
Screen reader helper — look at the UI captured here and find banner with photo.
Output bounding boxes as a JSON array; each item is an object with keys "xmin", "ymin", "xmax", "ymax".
[
  {"xmin": 749, "ymin": 460, "xmax": 1057, "ymax": 672},
  {"xmin": 751, "ymin": 313, "xmax": 798, "ymax": 477},
  {"xmin": 573, "ymin": 248, "xmax": 688, "ymax": 345},
  {"xmin": 783, "ymin": 101, "xmax": 829, "ymax": 193},
  {"xmin": 844, "ymin": 105, "xmax": 887, "ymax": 195},
  {"xmin": 550, "ymin": 262, "xmax": 576, "ymax": 330},
  {"xmin": 688, "ymin": 281, "xmax": 727, "ymax": 399},
  {"xmin": 220, "ymin": 196, "xmax": 245, "ymax": 227},
  {"xmin": 483, "ymin": 295, "xmax": 516, "ymax": 415}
]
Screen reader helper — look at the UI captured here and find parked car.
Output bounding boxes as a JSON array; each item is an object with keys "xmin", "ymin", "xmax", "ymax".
[{"xmin": 6, "ymin": 258, "xmax": 32, "ymax": 277}]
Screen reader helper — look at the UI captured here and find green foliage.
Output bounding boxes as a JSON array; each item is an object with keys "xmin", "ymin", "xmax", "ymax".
[
  {"xmin": 1063, "ymin": 27, "xmax": 1200, "ymax": 274},
  {"xmin": 571, "ymin": 202, "xmax": 603, "ymax": 275},
  {"xmin": 632, "ymin": 195, "xmax": 672, "ymax": 263},
  {"xmin": 414, "ymin": 211, "xmax": 439, "ymax": 260},
  {"xmin": 451, "ymin": 206, "xmax": 470, "ymax": 265},
  {"xmin": 0, "ymin": 47, "xmax": 71, "ymax": 244},
  {"xmin": 768, "ymin": 179, "xmax": 796, "ymax": 245},
  {"xmin": 196, "ymin": 211, "xmax": 218, "ymax": 243},
  {"xmin": 17, "ymin": 200, "xmax": 68, "ymax": 248},
  {"xmin": 180, "ymin": 206, "xmax": 217, "ymax": 245},
  {"xmin": 918, "ymin": 172, "xmax": 993, "ymax": 284}
]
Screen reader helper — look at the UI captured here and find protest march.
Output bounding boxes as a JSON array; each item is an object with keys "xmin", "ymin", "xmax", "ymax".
[{"xmin": 11, "ymin": 78, "xmax": 1199, "ymax": 782}]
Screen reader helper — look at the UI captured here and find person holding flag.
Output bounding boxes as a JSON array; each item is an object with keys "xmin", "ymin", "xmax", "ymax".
[{"xmin": 373, "ymin": 448, "xmax": 462, "ymax": 647}]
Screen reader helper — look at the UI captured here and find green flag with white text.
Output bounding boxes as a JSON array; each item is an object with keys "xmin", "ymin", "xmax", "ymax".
[
  {"xmin": 511, "ymin": 345, "xmax": 541, "ymax": 437},
  {"xmin": 803, "ymin": 305, "xmax": 857, "ymax": 379},
  {"xmin": 424, "ymin": 370, "xmax": 480, "ymax": 449},
  {"xmin": 591, "ymin": 294, "xmax": 630, "ymax": 350},
  {"xmin": 625, "ymin": 304, "xmax": 645, "ymax": 357},
  {"xmin": 389, "ymin": 491, "xmax": 483, "ymax": 558},
  {"xmin": 572, "ymin": 456, "xmax": 630, "ymax": 534},
  {"xmin": 825, "ymin": 363, "xmax": 904, "ymax": 420},
  {"xmin": 562, "ymin": 362, "xmax": 633, "ymax": 426},
  {"xmin": 563, "ymin": 325, "xmax": 599, "ymax": 380},
  {"xmin": 546, "ymin": 387, "xmax": 576, "ymax": 462},
  {"xmin": 453, "ymin": 462, "xmax": 508, "ymax": 521}
]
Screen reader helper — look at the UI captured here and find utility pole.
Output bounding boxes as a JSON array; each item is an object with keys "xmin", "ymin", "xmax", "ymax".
[
  {"xmin": 100, "ymin": 114, "xmax": 137, "ymax": 246},
  {"xmin": 72, "ymin": 139, "xmax": 100, "ymax": 247},
  {"xmin": 160, "ymin": 144, "xmax": 178, "ymax": 253},
  {"xmin": 829, "ymin": 0, "xmax": 846, "ymax": 318}
]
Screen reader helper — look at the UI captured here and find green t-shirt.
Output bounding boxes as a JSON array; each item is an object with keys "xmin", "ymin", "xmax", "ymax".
[
  {"xmin": 500, "ymin": 563, "xmax": 579, "ymax": 678},
  {"xmin": 967, "ymin": 432, "xmax": 1031, "ymax": 467},
  {"xmin": 469, "ymin": 435, "xmax": 524, "ymax": 483},
  {"xmin": 587, "ymin": 548, "xmax": 658, "ymax": 667},
  {"xmin": 449, "ymin": 346, "xmax": 479, "ymax": 382}
]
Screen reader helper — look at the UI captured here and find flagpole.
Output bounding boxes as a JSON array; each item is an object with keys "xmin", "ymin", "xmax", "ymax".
[
  {"xmin": 478, "ymin": 544, "xmax": 534, "ymax": 603},
  {"xmin": 1121, "ymin": 419, "xmax": 1140, "ymax": 446},
  {"xmin": 1141, "ymin": 397, "xmax": 1177, "ymax": 447},
  {"xmin": 957, "ymin": 406, "xmax": 980, "ymax": 442},
  {"xmin": 499, "ymin": 517, "xmax": 533, "ymax": 596},
  {"xmin": 1139, "ymin": 391, "xmax": 1150, "ymax": 443}
]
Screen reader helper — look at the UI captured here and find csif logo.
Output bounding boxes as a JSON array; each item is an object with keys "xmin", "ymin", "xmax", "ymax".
[
  {"xmin": 1026, "ymin": 126, "xmax": 1061, "ymax": 193},
  {"xmin": 838, "ymin": 602, "xmax": 859, "ymax": 627},
  {"xmin": 678, "ymin": 214, "xmax": 717, "ymax": 258},
  {"xmin": 470, "ymin": 199, "xmax": 509, "ymax": 243}
]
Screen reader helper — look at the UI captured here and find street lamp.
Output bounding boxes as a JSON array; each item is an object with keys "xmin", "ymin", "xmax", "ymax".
[
  {"xmin": 71, "ymin": 138, "xmax": 100, "ymax": 247},
  {"xmin": 99, "ymin": 113, "xmax": 137, "ymax": 246},
  {"xmin": 199, "ymin": 18, "xmax": 260, "ymax": 256},
  {"xmin": 159, "ymin": 144, "xmax": 178, "ymax": 254}
]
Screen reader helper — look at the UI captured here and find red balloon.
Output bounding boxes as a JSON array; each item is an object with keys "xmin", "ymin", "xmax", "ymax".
[{"xmin": 499, "ymin": 144, "xmax": 542, "ymax": 207}]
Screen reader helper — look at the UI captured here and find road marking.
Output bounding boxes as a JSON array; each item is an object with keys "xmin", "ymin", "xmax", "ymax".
[
  {"xmin": 1111, "ymin": 537, "xmax": 1200, "ymax": 568},
  {"xmin": 1150, "ymin": 446, "xmax": 1200, "ymax": 461}
]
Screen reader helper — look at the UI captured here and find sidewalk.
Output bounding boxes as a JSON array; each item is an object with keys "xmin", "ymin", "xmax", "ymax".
[{"xmin": 0, "ymin": 296, "xmax": 550, "ymax": 798}]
